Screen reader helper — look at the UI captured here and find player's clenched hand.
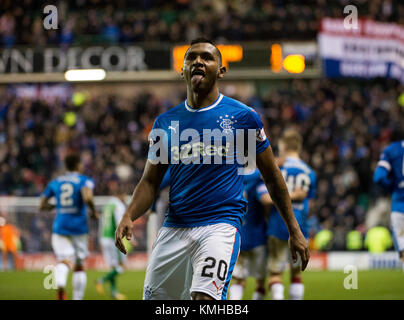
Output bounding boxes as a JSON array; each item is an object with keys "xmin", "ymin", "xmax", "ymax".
[
  {"xmin": 288, "ymin": 230, "xmax": 310, "ymax": 271},
  {"xmin": 115, "ymin": 214, "xmax": 133, "ymax": 254}
]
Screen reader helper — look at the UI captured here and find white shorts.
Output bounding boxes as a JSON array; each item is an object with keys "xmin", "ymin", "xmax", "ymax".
[
  {"xmin": 391, "ymin": 212, "xmax": 404, "ymax": 255},
  {"xmin": 52, "ymin": 233, "xmax": 89, "ymax": 265},
  {"xmin": 232, "ymin": 245, "xmax": 267, "ymax": 280},
  {"xmin": 143, "ymin": 223, "xmax": 240, "ymax": 300},
  {"xmin": 100, "ymin": 237, "xmax": 126, "ymax": 271}
]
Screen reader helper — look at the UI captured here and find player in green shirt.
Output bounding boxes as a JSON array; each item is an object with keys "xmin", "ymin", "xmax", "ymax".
[{"xmin": 96, "ymin": 189, "xmax": 129, "ymax": 300}]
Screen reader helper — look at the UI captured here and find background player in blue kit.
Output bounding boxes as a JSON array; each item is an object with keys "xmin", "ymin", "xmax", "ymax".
[
  {"xmin": 39, "ymin": 153, "xmax": 98, "ymax": 300},
  {"xmin": 373, "ymin": 131, "xmax": 404, "ymax": 272},
  {"xmin": 229, "ymin": 168, "xmax": 270, "ymax": 300},
  {"xmin": 266, "ymin": 129, "xmax": 316, "ymax": 300},
  {"xmin": 115, "ymin": 38, "xmax": 310, "ymax": 300}
]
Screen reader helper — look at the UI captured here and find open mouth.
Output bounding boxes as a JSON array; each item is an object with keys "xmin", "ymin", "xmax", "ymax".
[
  {"xmin": 191, "ymin": 69, "xmax": 205, "ymax": 77},
  {"xmin": 191, "ymin": 69, "xmax": 205, "ymax": 86}
]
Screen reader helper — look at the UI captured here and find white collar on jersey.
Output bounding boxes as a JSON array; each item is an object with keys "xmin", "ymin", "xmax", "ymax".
[{"xmin": 184, "ymin": 93, "xmax": 223, "ymax": 112}]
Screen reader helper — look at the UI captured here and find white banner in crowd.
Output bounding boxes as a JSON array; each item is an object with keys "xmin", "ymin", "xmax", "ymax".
[
  {"xmin": 307, "ymin": 251, "xmax": 402, "ymax": 271},
  {"xmin": 318, "ymin": 18, "xmax": 404, "ymax": 83}
]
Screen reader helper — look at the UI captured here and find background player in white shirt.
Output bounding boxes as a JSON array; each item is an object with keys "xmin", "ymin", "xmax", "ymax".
[{"xmin": 96, "ymin": 180, "xmax": 128, "ymax": 300}]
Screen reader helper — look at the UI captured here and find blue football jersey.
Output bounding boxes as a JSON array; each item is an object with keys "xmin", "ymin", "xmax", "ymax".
[
  {"xmin": 374, "ymin": 141, "xmax": 404, "ymax": 213},
  {"xmin": 42, "ymin": 172, "xmax": 95, "ymax": 235},
  {"xmin": 148, "ymin": 93, "xmax": 270, "ymax": 232},
  {"xmin": 267, "ymin": 157, "xmax": 316, "ymax": 240},
  {"xmin": 240, "ymin": 169, "xmax": 268, "ymax": 251}
]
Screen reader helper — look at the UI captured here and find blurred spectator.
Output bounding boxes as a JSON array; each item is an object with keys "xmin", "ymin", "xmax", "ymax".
[
  {"xmin": 102, "ymin": 16, "xmax": 120, "ymax": 43},
  {"xmin": 0, "ymin": 76, "xmax": 404, "ymax": 250},
  {"xmin": 364, "ymin": 225, "xmax": 393, "ymax": 253},
  {"xmin": 365, "ymin": 196, "xmax": 391, "ymax": 229},
  {"xmin": 346, "ymin": 230, "xmax": 363, "ymax": 251},
  {"xmin": 0, "ymin": 0, "xmax": 403, "ymax": 47},
  {"xmin": 313, "ymin": 219, "xmax": 333, "ymax": 251},
  {"xmin": 0, "ymin": 215, "xmax": 21, "ymax": 270},
  {"xmin": 0, "ymin": 90, "xmax": 171, "ymax": 197},
  {"xmin": 332, "ymin": 224, "xmax": 347, "ymax": 251},
  {"xmin": 344, "ymin": 215, "xmax": 364, "ymax": 250}
]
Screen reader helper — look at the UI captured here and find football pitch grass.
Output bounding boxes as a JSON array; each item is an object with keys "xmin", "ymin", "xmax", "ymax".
[{"xmin": 0, "ymin": 269, "xmax": 403, "ymax": 300}]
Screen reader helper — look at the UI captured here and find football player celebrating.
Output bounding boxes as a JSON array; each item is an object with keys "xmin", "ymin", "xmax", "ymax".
[
  {"xmin": 115, "ymin": 38, "xmax": 309, "ymax": 300},
  {"xmin": 39, "ymin": 153, "xmax": 98, "ymax": 300}
]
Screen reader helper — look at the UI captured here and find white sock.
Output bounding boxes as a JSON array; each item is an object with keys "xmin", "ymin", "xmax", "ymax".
[
  {"xmin": 289, "ymin": 283, "xmax": 304, "ymax": 300},
  {"xmin": 55, "ymin": 263, "xmax": 69, "ymax": 288},
  {"xmin": 252, "ymin": 291, "xmax": 265, "ymax": 300},
  {"xmin": 270, "ymin": 283, "xmax": 284, "ymax": 300},
  {"xmin": 72, "ymin": 271, "xmax": 87, "ymax": 300},
  {"xmin": 229, "ymin": 284, "xmax": 243, "ymax": 300}
]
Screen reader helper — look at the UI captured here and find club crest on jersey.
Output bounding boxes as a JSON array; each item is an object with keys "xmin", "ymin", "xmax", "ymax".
[{"xmin": 217, "ymin": 115, "xmax": 237, "ymax": 134}]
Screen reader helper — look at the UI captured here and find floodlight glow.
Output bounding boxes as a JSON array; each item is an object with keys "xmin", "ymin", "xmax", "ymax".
[
  {"xmin": 64, "ymin": 69, "xmax": 106, "ymax": 81},
  {"xmin": 270, "ymin": 44, "xmax": 283, "ymax": 73},
  {"xmin": 283, "ymin": 55, "xmax": 305, "ymax": 74}
]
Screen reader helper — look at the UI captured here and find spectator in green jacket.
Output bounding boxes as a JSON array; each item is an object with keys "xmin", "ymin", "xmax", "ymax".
[
  {"xmin": 346, "ymin": 230, "xmax": 363, "ymax": 251},
  {"xmin": 364, "ymin": 226, "xmax": 393, "ymax": 253}
]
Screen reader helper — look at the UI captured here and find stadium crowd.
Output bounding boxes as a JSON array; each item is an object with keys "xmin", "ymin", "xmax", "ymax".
[
  {"xmin": 1, "ymin": 78, "xmax": 403, "ymax": 252},
  {"xmin": 0, "ymin": 0, "xmax": 402, "ymax": 47}
]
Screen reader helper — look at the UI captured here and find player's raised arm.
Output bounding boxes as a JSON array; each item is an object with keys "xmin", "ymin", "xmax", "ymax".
[
  {"xmin": 115, "ymin": 160, "xmax": 168, "ymax": 254},
  {"xmin": 256, "ymin": 145, "xmax": 310, "ymax": 271}
]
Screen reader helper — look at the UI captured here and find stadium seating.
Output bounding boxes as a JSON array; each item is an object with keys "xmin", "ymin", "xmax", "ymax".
[{"xmin": 0, "ymin": 0, "xmax": 402, "ymax": 47}]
